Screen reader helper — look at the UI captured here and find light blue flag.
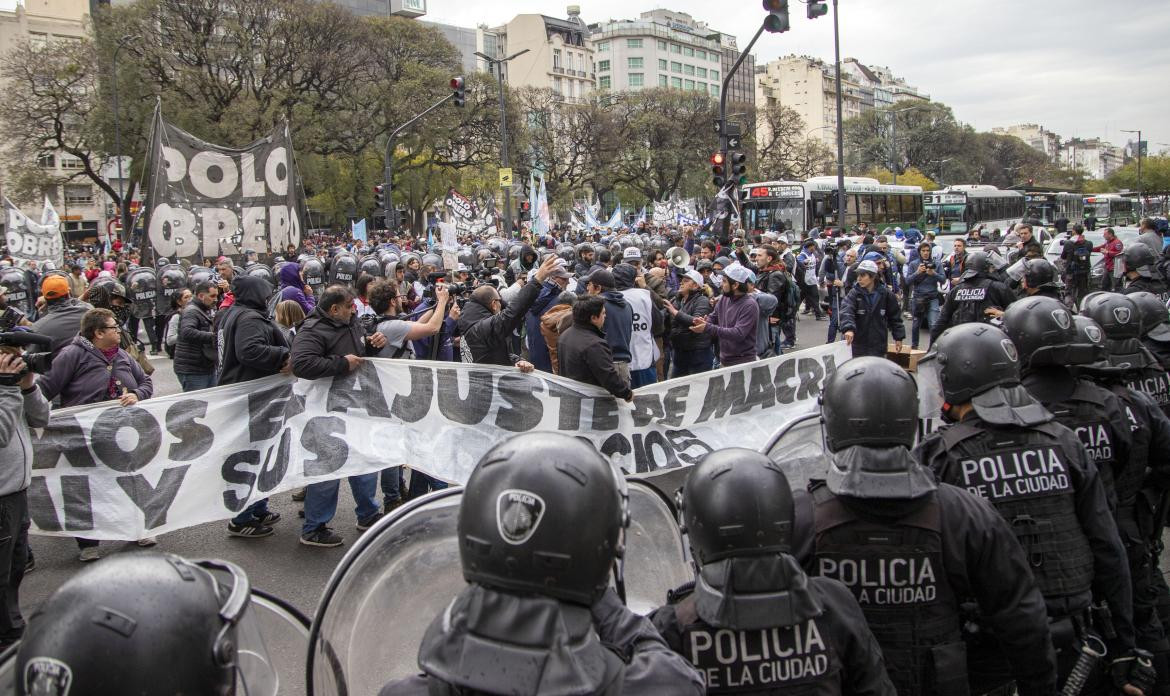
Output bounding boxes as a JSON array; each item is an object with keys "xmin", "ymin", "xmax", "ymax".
[{"xmin": 351, "ymin": 218, "xmax": 367, "ymax": 242}]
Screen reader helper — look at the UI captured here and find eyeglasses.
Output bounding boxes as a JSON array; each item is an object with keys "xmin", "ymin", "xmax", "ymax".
[{"xmin": 102, "ymin": 324, "xmax": 120, "ymax": 331}]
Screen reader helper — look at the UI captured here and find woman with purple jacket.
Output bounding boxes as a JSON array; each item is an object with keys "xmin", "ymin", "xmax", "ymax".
[{"xmin": 278, "ymin": 263, "xmax": 315, "ymax": 315}]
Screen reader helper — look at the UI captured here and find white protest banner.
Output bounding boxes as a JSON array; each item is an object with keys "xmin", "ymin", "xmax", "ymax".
[
  {"xmin": 29, "ymin": 343, "xmax": 848, "ymax": 540},
  {"xmin": 4, "ymin": 197, "xmax": 64, "ymax": 267}
]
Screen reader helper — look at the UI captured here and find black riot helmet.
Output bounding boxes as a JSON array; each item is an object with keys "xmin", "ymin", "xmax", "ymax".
[
  {"xmin": 1002, "ymin": 295, "xmax": 1095, "ymax": 367},
  {"xmin": 931, "ymin": 322, "xmax": 1050, "ymax": 425},
  {"xmin": 244, "ymin": 263, "xmax": 274, "ymax": 286},
  {"xmin": 1072, "ymin": 315, "xmax": 1107, "ymax": 360},
  {"xmin": 187, "ymin": 265, "xmax": 214, "ymax": 290},
  {"xmin": 819, "ymin": 357, "xmax": 935, "ymax": 499},
  {"xmin": 458, "ymin": 432, "xmax": 627, "ymax": 606},
  {"xmin": 17, "ymin": 553, "xmax": 249, "ymax": 696},
  {"xmin": 359, "ymin": 255, "xmax": 383, "ymax": 278},
  {"xmin": 125, "ymin": 267, "xmax": 159, "ymax": 319},
  {"xmin": 300, "ymin": 257, "xmax": 325, "ymax": 293},
  {"xmin": 1130, "ymin": 291, "xmax": 1170, "ymax": 341},
  {"xmin": 681, "ymin": 448, "xmax": 794, "ymax": 565},
  {"xmin": 1082, "ymin": 292, "xmax": 1142, "ymax": 340},
  {"xmin": 328, "ymin": 252, "xmax": 358, "ymax": 285},
  {"xmin": 1122, "ymin": 242, "xmax": 1159, "ymax": 278},
  {"xmin": 961, "ymin": 250, "xmax": 991, "ymax": 279},
  {"xmin": 1021, "ymin": 257, "xmax": 1058, "ymax": 289}
]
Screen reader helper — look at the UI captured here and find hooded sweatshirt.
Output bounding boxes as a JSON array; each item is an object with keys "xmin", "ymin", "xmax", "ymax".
[
  {"xmin": 703, "ymin": 292, "xmax": 759, "ymax": 366},
  {"xmin": 278, "ymin": 263, "xmax": 315, "ymax": 315},
  {"xmin": 613, "ymin": 264, "xmax": 659, "ymax": 371},
  {"xmin": 600, "ymin": 290, "xmax": 632, "ymax": 363},
  {"xmin": 216, "ymin": 276, "xmax": 289, "ymax": 385}
]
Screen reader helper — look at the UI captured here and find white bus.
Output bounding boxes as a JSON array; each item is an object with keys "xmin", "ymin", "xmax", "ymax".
[
  {"xmin": 1084, "ymin": 194, "xmax": 1138, "ymax": 226},
  {"xmin": 924, "ymin": 185, "xmax": 1026, "ymax": 234},
  {"xmin": 741, "ymin": 176, "xmax": 923, "ymax": 238}
]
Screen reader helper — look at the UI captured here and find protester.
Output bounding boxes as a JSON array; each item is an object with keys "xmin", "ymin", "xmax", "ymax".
[
  {"xmin": 216, "ymin": 276, "xmax": 291, "ymax": 539},
  {"xmin": 213, "ymin": 257, "xmax": 236, "ymax": 309},
  {"xmin": 612, "ymin": 264, "xmax": 660, "ymax": 387},
  {"xmin": 66, "ymin": 264, "xmax": 88, "ymax": 298},
  {"xmin": 459, "ymin": 255, "xmax": 558, "ymax": 370},
  {"xmin": 174, "ymin": 281, "xmax": 219, "ymax": 392},
  {"xmin": 539, "ymin": 291, "xmax": 576, "ymax": 375},
  {"xmin": 274, "ymin": 299, "xmax": 305, "ymax": 345},
  {"xmin": 692, "ymin": 264, "xmax": 759, "ymax": 366},
  {"xmin": 557, "ymin": 294, "xmax": 633, "ymax": 401},
  {"xmin": 278, "ymin": 262, "xmax": 316, "ymax": 315},
  {"xmin": 30, "ymin": 275, "xmax": 90, "ymax": 352},
  {"xmin": 162, "ymin": 288, "xmax": 192, "ymax": 359},
  {"xmin": 1094, "ymin": 227, "xmax": 1124, "ymax": 291},
  {"xmin": 663, "ymin": 269, "xmax": 712, "ymax": 377},
  {"xmin": 583, "ymin": 268, "xmax": 634, "ymax": 382},
  {"xmin": 840, "ymin": 259, "xmax": 904, "ymax": 358}
]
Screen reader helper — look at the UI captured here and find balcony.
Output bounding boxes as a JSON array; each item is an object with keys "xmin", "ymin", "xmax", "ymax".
[{"xmin": 552, "ymin": 66, "xmax": 565, "ymax": 74}]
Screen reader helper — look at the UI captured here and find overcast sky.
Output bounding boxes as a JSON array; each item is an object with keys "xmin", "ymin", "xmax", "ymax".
[{"xmin": 425, "ymin": 0, "xmax": 1170, "ymax": 153}]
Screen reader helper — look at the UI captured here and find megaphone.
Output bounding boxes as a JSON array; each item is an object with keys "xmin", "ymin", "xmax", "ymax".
[{"xmin": 666, "ymin": 246, "xmax": 690, "ymax": 269}]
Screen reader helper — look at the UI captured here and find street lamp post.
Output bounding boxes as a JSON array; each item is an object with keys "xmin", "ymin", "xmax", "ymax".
[
  {"xmin": 1121, "ymin": 129, "xmax": 1143, "ymax": 213},
  {"xmin": 831, "ymin": 0, "xmax": 846, "ymax": 229},
  {"xmin": 475, "ymin": 49, "xmax": 529, "ymax": 237},
  {"xmin": 111, "ymin": 35, "xmax": 136, "ymax": 242}
]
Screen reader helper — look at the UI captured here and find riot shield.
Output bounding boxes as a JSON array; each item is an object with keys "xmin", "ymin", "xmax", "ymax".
[
  {"xmin": 187, "ymin": 265, "xmax": 214, "ymax": 290},
  {"xmin": 759, "ymin": 413, "xmax": 831, "ymax": 491},
  {"xmin": 157, "ymin": 264, "xmax": 188, "ymax": 315},
  {"xmin": 125, "ymin": 267, "xmax": 158, "ymax": 319},
  {"xmin": 307, "ymin": 480, "xmax": 691, "ymax": 696},
  {"xmin": 0, "ymin": 589, "xmax": 308, "ymax": 696},
  {"xmin": 0, "ymin": 267, "xmax": 32, "ymax": 314}
]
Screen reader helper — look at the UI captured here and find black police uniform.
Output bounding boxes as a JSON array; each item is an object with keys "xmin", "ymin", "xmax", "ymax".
[
  {"xmin": 651, "ymin": 577, "xmax": 895, "ymax": 695},
  {"xmin": 931, "ymin": 272, "xmax": 1015, "ymax": 341},
  {"xmin": 1124, "ymin": 275, "xmax": 1170, "ymax": 302},
  {"xmin": 915, "ymin": 413, "xmax": 1136, "ymax": 684},
  {"xmin": 792, "ymin": 481, "xmax": 1056, "ymax": 696}
]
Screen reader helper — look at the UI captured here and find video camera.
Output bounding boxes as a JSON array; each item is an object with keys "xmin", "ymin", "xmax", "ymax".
[{"xmin": 0, "ymin": 331, "xmax": 54, "ymax": 385}]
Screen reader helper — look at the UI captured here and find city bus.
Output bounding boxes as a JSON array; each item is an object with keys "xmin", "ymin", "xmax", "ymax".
[
  {"xmin": 923, "ymin": 186, "xmax": 1026, "ymax": 234},
  {"xmin": 741, "ymin": 176, "xmax": 923, "ymax": 239},
  {"xmin": 1023, "ymin": 191, "xmax": 1084, "ymax": 227},
  {"xmin": 1084, "ymin": 193, "xmax": 1138, "ymax": 226}
]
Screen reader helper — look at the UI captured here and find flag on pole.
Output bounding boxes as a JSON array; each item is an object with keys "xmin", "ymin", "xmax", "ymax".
[
  {"xmin": 603, "ymin": 203, "xmax": 622, "ymax": 229},
  {"xmin": 41, "ymin": 195, "xmax": 61, "ymax": 231},
  {"xmin": 535, "ymin": 175, "xmax": 550, "ymax": 235},
  {"xmin": 634, "ymin": 206, "xmax": 646, "ymax": 227},
  {"xmin": 351, "ymin": 218, "xmax": 367, "ymax": 242}
]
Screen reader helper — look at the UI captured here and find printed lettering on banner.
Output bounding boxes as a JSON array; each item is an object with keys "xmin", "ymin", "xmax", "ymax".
[{"xmin": 26, "ymin": 343, "xmax": 850, "ymax": 540}]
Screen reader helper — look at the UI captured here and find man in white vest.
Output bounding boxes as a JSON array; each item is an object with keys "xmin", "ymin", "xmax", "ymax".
[{"xmin": 612, "ymin": 263, "xmax": 661, "ymax": 388}]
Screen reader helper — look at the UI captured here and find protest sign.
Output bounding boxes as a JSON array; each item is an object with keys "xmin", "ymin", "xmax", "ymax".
[
  {"xmin": 29, "ymin": 343, "xmax": 848, "ymax": 539},
  {"xmin": 4, "ymin": 197, "xmax": 64, "ymax": 267}
]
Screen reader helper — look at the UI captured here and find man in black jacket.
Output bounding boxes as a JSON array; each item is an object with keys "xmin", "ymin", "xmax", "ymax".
[
  {"xmin": 840, "ymin": 260, "xmax": 904, "ymax": 358},
  {"xmin": 458, "ymin": 255, "xmax": 557, "ymax": 368},
  {"xmin": 663, "ymin": 270, "xmax": 712, "ymax": 377},
  {"xmin": 174, "ymin": 281, "xmax": 219, "ymax": 391},
  {"xmin": 557, "ymin": 295, "xmax": 632, "ymax": 401},
  {"xmin": 291, "ymin": 284, "xmax": 388, "ymax": 548},
  {"xmin": 216, "ymin": 275, "xmax": 290, "ymax": 539}
]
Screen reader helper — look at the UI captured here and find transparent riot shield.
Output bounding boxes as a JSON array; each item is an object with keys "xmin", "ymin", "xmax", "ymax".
[
  {"xmin": 308, "ymin": 481, "xmax": 692, "ymax": 696},
  {"xmin": 0, "ymin": 589, "xmax": 308, "ymax": 696},
  {"xmin": 759, "ymin": 412, "xmax": 830, "ymax": 490},
  {"xmin": 915, "ymin": 353, "xmax": 945, "ymax": 439}
]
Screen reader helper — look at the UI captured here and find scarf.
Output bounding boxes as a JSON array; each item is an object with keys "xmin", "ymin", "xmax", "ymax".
[{"xmin": 99, "ymin": 344, "xmax": 121, "ymax": 399}]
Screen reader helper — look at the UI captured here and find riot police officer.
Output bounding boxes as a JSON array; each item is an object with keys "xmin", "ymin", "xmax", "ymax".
[
  {"xmin": 1130, "ymin": 290, "xmax": 1170, "ymax": 372},
  {"xmin": 651, "ymin": 448, "xmax": 896, "ymax": 695},
  {"xmin": 1016, "ymin": 257, "xmax": 1062, "ymax": 301},
  {"xmin": 792, "ymin": 357, "xmax": 1056, "ymax": 696},
  {"xmin": 16, "ymin": 553, "xmax": 262, "ymax": 695},
  {"xmin": 1083, "ymin": 293, "xmax": 1170, "ymax": 418},
  {"xmin": 379, "ymin": 432, "xmax": 704, "ymax": 696},
  {"xmin": 1120, "ymin": 244, "xmax": 1169, "ymax": 301},
  {"xmin": 1074, "ymin": 313, "xmax": 1170, "ymax": 693},
  {"xmin": 914, "ymin": 323, "xmax": 1153, "ymax": 694},
  {"xmin": 931, "ymin": 251, "xmax": 1015, "ymax": 341},
  {"xmin": 1004, "ymin": 296, "xmax": 1132, "ymax": 496}
]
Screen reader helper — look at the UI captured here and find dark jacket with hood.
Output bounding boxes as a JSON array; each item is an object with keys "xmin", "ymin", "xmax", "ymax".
[
  {"xmin": 31, "ymin": 297, "xmax": 91, "ymax": 353},
  {"xmin": 598, "ymin": 290, "xmax": 632, "ymax": 363},
  {"xmin": 524, "ymin": 281, "xmax": 564, "ymax": 373},
  {"xmin": 839, "ymin": 280, "xmax": 905, "ymax": 358},
  {"xmin": 278, "ymin": 262, "xmax": 315, "ymax": 315},
  {"xmin": 216, "ymin": 276, "xmax": 289, "ymax": 385},
  {"xmin": 558, "ymin": 318, "xmax": 633, "ymax": 400},
  {"xmin": 457, "ymin": 280, "xmax": 543, "ymax": 366},
  {"xmin": 291, "ymin": 304, "xmax": 374, "ymax": 379},
  {"xmin": 174, "ymin": 294, "xmax": 217, "ymax": 375}
]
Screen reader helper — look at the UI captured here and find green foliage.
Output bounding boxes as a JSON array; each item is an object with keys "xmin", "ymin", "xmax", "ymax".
[
  {"xmin": 1107, "ymin": 156, "xmax": 1170, "ymax": 192},
  {"xmin": 863, "ymin": 166, "xmax": 937, "ymax": 190}
]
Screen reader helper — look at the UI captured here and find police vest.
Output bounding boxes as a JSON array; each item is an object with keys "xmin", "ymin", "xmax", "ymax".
[
  {"xmin": 940, "ymin": 421, "xmax": 1094, "ymax": 600},
  {"xmin": 1124, "ymin": 363, "xmax": 1170, "ymax": 419},
  {"xmin": 811, "ymin": 486, "xmax": 967, "ymax": 696},
  {"xmin": 671, "ymin": 591, "xmax": 842, "ymax": 695},
  {"xmin": 1124, "ymin": 277, "xmax": 1170, "ymax": 304},
  {"xmin": 1106, "ymin": 384, "xmax": 1151, "ymax": 515},
  {"xmin": 1041, "ymin": 380, "xmax": 1120, "ymax": 477},
  {"xmin": 948, "ymin": 277, "xmax": 993, "ymax": 326}
]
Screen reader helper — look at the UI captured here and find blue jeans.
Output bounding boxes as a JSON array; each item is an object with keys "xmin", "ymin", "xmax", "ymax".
[
  {"xmin": 177, "ymin": 372, "xmax": 216, "ymax": 392},
  {"xmin": 672, "ymin": 346, "xmax": 714, "ymax": 378},
  {"xmin": 407, "ymin": 471, "xmax": 449, "ymax": 499},
  {"xmin": 231, "ymin": 499, "xmax": 269, "ymax": 526},
  {"xmin": 301, "ymin": 474, "xmax": 380, "ymax": 535},
  {"xmin": 630, "ymin": 366, "xmax": 657, "ymax": 388},
  {"xmin": 911, "ymin": 296, "xmax": 940, "ymax": 349},
  {"xmin": 826, "ymin": 294, "xmax": 841, "ymax": 342},
  {"xmin": 381, "ymin": 467, "xmax": 402, "ymax": 501}
]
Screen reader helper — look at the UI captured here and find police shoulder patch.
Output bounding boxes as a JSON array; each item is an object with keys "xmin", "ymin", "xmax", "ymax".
[
  {"xmin": 496, "ymin": 489, "xmax": 546, "ymax": 545},
  {"xmin": 24, "ymin": 657, "xmax": 73, "ymax": 696},
  {"xmin": 1052, "ymin": 309, "xmax": 1071, "ymax": 329},
  {"xmin": 1001, "ymin": 338, "xmax": 1019, "ymax": 363}
]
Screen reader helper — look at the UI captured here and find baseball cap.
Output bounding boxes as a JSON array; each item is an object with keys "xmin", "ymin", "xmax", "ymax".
[
  {"xmin": 724, "ymin": 263, "xmax": 755, "ymax": 285},
  {"xmin": 857, "ymin": 260, "xmax": 879, "ymax": 275},
  {"xmin": 683, "ymin": 269, "xmax": 704, "ymax": 286},
  {"xmin": 549, "ymin": 259, "xmax": 572, "ymax": 280},
  {"xmin": 622, "ymin": 247, "xmax": 642, "ymax": 260},
  {"xmin": 41, "ymin": 275, "xmax": 70, "ymax": 300},
  {"xmin": 584, "ymin": 268, "xmax": 615, "ymax": 290},
  {"xmin": 456, "ymin": 263, "xmax": 469, "ymax": 272}
]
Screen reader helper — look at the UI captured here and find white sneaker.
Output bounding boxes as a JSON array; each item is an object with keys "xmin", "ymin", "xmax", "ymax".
[
  {"xmin": 137, "ymin": 537, "xmax": 158, "ymax": 547},
  {"xmin": 78, "ymin": 546, "xmax": 101, "ymax": 562}
]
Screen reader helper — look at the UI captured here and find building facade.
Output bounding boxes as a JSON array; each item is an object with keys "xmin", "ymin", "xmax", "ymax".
[
  {"xmin": 990, "ymin": 123, "xmax": 1061, "ymax": 162},
  {"xmin": 1060, "ymin": 138, "xmax": 1125, "ymax": 180},
  {"xmin": 489, "ymin": 9, "xmax": 595, "ymax": 102}
]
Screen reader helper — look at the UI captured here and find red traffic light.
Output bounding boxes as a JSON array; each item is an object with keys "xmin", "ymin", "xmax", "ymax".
[
  {"xmin": 710, "ymin": 152, "xmax": 726, "ymax": 166},
  {"xmin": 762, "ymin": 0, "xmax": 784, "ymax": 9},
  {"xmin": 450, "ymin": 77, "xmax": 464, "ymax": 90},
  {"xmin": 373, "ymin": 185, "xmax": 384, "ymax": 194}
]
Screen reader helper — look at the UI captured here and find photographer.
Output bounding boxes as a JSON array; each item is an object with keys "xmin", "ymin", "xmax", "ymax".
[
  {"xmin": 366, "ymin": 280, "xmax": 450, "ymax": 360},
  {"xmin": 458, "ymin": 255, "xmax": 559, "ymax": 369},
  {"xmin": 0, "ymin": 351, "xmax": 48, "ymax": 649},
  {"xmin": 904, "ymin": 242, "xmax": 944, "ymax": 350}
]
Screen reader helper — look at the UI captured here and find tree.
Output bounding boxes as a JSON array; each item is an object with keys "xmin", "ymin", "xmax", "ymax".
[
  {"xmin": 755, "ymin": 102, "xmax": 835, "ymax": 180},
  {"xmin": 1108, "ymin": 156, "xmax": 1170, "ymax": 193},
  {"xmin": 863, "ymin": 166, "xmax": 937, "ymax": 190},
  {"xmin": 611, "ymin": 88, "xmax": 719, "ymax": 203}
]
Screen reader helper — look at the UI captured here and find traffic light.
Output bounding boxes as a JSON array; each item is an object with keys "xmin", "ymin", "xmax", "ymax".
[
  {"xmin": 807, "ymin": 0, "xmax": 828, "ymax": 19},
  {"xmin": 763, "ymin": 0, "xmax": 790, "ymax": 33},
  {"xmin": 450, "ymin": 76, "xmax": 465, "ymax": 107},
  {"xmin": 711, "ymin": 151, "xmax": 726, "ymax": 187},
  {"xmin": 729, "ymin": 151, "xmax": 748, "ymax": 185},
  {"xmin": 519, "ymin": 200, "xmax": 531, "ymax": 220},
  {"xmin": 373, "ymin": 184, "xmax": 385, "ymax": 209}
]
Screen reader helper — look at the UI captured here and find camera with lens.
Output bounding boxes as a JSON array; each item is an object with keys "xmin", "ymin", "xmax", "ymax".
[
  {"xmin": 0, "ymin": 331, "xmax": 54, "ymax": 385},
  {"xmin": 918, "ymin": 259, "xmax": 937, "ymax": 271}
]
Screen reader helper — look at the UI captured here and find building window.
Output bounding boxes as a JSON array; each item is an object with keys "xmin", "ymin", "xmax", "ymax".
[
  {"xmin": 684, "ymin": 64, "xmax": 695, "ymax": 76},
  {"xmin": 671, "ymin": 61, "xmax": 682, "ymax": 73},
  {"xmin": 628, "ymin": 73, "xmax": 644, "ymax": 87},
  {"xmin": 628, "ymin": 57, "xmax": 643, "ymax": 69},
  {"xmin": 597, "ymin": 59, "xmax": 610, "ymax": 72},
  {"xmin": 657, "ymin": 40, "xmax": 667, "ymax": 51},
  {"xmin": 671, "ymin": 43, "xmax": 681, "ymax": 54},
  {"xmin": 683, "ymin": 46, "xmax": 695, "ymax": 57},
  {"xmin": 29, "ymin": 32, "xmax": 48, "ymax": 49},
  {"xmin": 596, "ymin": 41, "xmax": 610, "ymax": 52},
  {"xmin": 553, "ymin": 49, "xmax": 562, "ymax": 69},
  {"xmin": 626, "ymin": 38, "xmax": 642, "ymax": 48},
  {"xmin": 64, "ymin": 184, "xmax": 92, "ymax": 205},
  {"xmin": 696, "ymin": 49, "xmax": 706, "ymax": 60},
  {"xmin": 711, "ymin": 52, "xmax": 720, "ymax": 63},
  {"xmin": 684, "ymin": 79, "xmax": 695, "ymax": 90},
  {"xmin": 599, "ymin": 75, "xmax": 611, "ymax": 89},
  {"xmin": 697, "ymin": 67, "xmax": 707, "ymax": 78},
  {"xmin": 567, "ymin": 52, "xmax": 575, "ymax": 71},
  {"xmin": 710, "ymin": 70, "xmax": 719, "ymax": 80},
  {"xmin": 659, "ymin": 74, "xmax": 668, "ymax": 87},
  {"xmin": 60, "ymin": 157, "xmax": 83, "ymax": 170},
  {"xmin": 710, "ymin": 84, "xmax": 720, "ymax": 96},
  {"xmin": 37, "ymin": 153, "xmax": 55, "ymax": 168},
  {"xmin": 670, "ymin": 77, "xmax": 682, "ymax": 88},
  {"xmin": 658, "ymin": 58, "xmax": 667, "ymax": 71}
]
